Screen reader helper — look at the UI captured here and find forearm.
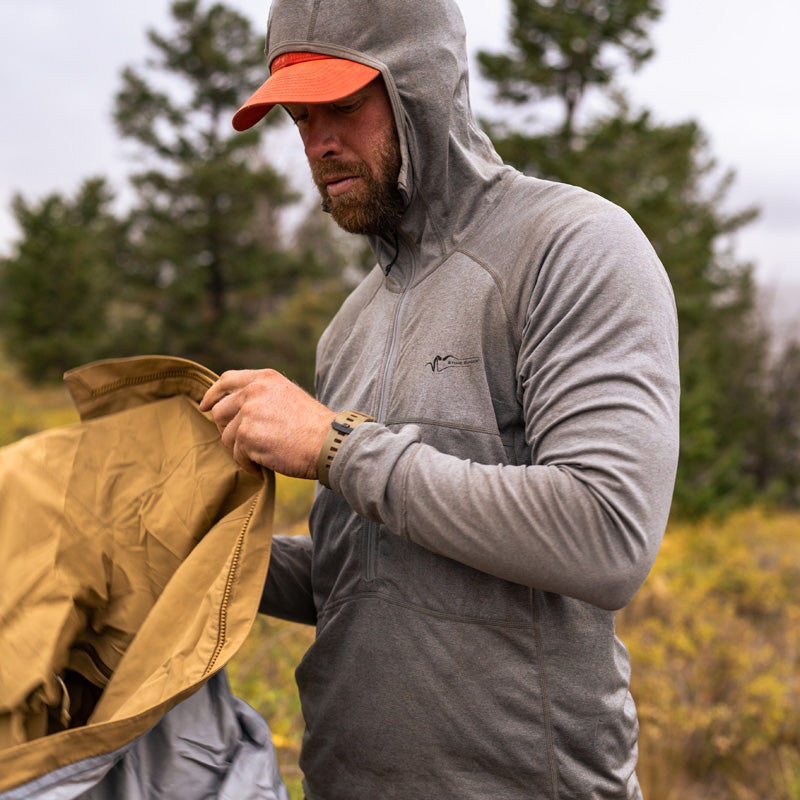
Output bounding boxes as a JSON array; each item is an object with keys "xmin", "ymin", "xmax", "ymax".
[
  {"xmin": 329, "ymin": 411, "xmax": 677, "ymax": 611},
  {"xmin": 259, "ymin": 534, "xmax": 316, "ymax": 625}
]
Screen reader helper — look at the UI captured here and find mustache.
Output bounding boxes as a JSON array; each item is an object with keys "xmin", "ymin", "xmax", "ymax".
[{"xmin": 311, "ymin": 160, "xmax": 370, "ymax": 187}]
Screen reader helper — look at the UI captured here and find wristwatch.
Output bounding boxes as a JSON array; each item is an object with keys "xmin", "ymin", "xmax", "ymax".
[{"xmin": 317, "ymin": 410, "xmax": 376, "ymax": 488}]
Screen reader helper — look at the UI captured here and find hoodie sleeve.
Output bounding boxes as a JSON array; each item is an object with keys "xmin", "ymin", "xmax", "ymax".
[
  {"xmin": 328, "ymin": 202, "xmax": 680, "ymax": 611},
  {"xmin": 259, "ymin": 534, "xmax": 316, "ymax": 625}
]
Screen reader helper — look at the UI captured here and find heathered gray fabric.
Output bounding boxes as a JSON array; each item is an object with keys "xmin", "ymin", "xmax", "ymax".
[{"xmin": 259, "ymin": 1, "xmax": 680, "ymax": 798}]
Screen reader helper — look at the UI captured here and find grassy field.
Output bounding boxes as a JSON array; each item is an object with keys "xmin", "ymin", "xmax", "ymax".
[
  {"xmin": 618, "ymin": 509, "xmax": 800, "ymax": 800},
  {"xmin": 4, "ymin": 360, "xmax": 799, "ymax": 799},
  {"xmin": 0, "ymin": 359, "xmax": 78, "ymax": 445}
]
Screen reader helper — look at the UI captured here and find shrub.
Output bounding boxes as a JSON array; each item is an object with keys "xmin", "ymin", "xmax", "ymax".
[{"xmin": 619, "ymin": 509, "xmax": 800, "ymax": 799}]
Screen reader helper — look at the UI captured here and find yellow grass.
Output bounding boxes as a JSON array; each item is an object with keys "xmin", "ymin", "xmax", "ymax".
[{"xmin": 619, "ymin": 508, "xmax": 800, "ymax": 800}]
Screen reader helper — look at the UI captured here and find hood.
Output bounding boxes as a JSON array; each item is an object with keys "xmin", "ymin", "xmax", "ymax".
[{"xmin": 265, "ymin": 0, "xmax": 508, "ymax": 277}]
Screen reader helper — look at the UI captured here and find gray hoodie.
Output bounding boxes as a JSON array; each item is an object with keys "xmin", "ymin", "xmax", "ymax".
[{"xmin": 260, "ymin": 1, "xmax": 680, "ymax": 798}]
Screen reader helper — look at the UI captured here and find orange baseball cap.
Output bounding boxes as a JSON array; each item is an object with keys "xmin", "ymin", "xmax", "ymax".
[{"xmin": 232, "ymin": 51, "xmax": 381, "ymax": 131}]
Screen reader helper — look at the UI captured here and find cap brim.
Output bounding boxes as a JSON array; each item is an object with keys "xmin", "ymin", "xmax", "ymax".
[{"xmin": 232, "ymin": 57, "xmax": 381, "ymax": 132}]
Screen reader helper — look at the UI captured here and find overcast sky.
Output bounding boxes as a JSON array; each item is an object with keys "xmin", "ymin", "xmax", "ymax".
[{"xmin": 0, "ymin": 0, "xmax": 796, "ymax": 289}]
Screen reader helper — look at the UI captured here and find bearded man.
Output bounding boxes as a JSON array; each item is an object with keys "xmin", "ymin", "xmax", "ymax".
[{"xmin": 200, "ymin": 1, "xmax": 680, "ymax": 798}]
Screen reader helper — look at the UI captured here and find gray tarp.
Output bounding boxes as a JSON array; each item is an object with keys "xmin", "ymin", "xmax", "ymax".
[{"xmin": 2, "ymin": 672, "xmax": 289, "ymax": 800}]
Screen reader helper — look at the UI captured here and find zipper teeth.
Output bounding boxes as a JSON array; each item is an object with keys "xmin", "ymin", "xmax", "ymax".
[
  {"xmin": 203, "ymin": 492, "xmax": 259, "ymax": 676},
  {"xmin": 366, "ymin": 251, "xmax": 414, "ymax": 582},
  {"xmin": 377, "ymin": 249, "xmax": 414, "ymax": 422},
  {"xmin": 89, "ymin": 369, "xmax": 215, "ymax": 398}
]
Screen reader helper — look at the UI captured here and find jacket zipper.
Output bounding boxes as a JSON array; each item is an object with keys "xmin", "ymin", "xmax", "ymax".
[
  {"xmin": 203, "ymin": 491, "xmax": 260, "ymax": 676},
  {"xmin": 88, "ymin": 367, "xmax": 215, "ymax": 397}
]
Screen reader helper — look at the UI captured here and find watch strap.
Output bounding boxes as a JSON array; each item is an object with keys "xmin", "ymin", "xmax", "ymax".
[{"xmin": 317, "ymin": 410, "xmax": 376, "ymax": 488}]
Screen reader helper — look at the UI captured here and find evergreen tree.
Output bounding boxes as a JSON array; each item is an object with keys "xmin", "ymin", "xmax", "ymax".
[
  {"xmin": 752, "ymin": 339, "xmax": 800, "ymax": 505},
  {"xmin": 478, "ymin": 1, "xmax": 771, "ymax": 517},
  {"xmin": 1, "ymin": 1, "xmax": 354, "ymax": 390},
  {"xmin": 0, "ymin": 179, "xmax": 142, "ymax": 382},
  {"xmin": 478, "ymin": 0, "xmax": 662, "ymax": 143},
  {"xmin": 113, "ymin": 0, "xmax": 311, "ymax": 373}
]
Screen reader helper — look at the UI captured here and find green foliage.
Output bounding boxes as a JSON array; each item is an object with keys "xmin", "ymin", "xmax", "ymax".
[
  {"xmin": 249, "ymin": 209, "xmax": 368, "ymax": 390},
  {"xmin": 478, "ymin": 0, "xmax": 662, "ymax": 140},
  {"xmin": 750, "ymin": 341, "xmax": 800, "ymax": 506},
  {"xmin": 253, "ymin": 279, "xmax": 349, "ymax": 390},
  {"xmin": 113, "ymin": 0, "xmax": 321, "ymax": 374},
  {"xmin": 272, "ymin": 473, "xmax": 317, "ymax": 532},
  {"xmin": 0, "ymin": 356, "xmax": 77, "ymax": 444},
  {"xmin": 619, "ymin": 510, "xmax": 800, "ymax": 799},
  {"xmin": 0, "ymin": 179, "xmax": 146, "ymax": 382}
]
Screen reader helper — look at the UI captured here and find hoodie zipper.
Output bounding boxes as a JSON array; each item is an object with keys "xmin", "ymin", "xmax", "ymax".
[{"xmin": 363, "ymin": 241, "xmax": 415, "ymax": 582}]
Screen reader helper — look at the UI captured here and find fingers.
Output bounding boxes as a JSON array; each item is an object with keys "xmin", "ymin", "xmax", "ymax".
[
  {"xmin": 217, "ymin": 401, "xmax": 238, "ymax": 450},
  {"xmin": 199, "ymin": 369, "xmax": 258, "ymax": 412},
  {"xmin": 233, "ymin": 438, "xmax": 263, "ymax": 477},
  {"xmin": 211, "ymin": 395, "xmax": 262, "ymax": 475},
  {"xmin": 197, "ymin": 367, "xmax": 336, "ymax": 479}
]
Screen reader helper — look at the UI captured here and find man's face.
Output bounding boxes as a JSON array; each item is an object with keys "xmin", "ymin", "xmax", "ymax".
[{"xmin": 284, "ymin": 78, "xmax": 405, "ymax": 236}]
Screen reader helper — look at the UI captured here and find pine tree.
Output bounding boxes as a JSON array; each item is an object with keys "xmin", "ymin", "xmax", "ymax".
[
  {"xmin": 113, "ymin": 0, "xmax": 308, "ymax": 372},
  {"xmin": 0, "ymin": 179, "xmax": 140, "ymax": 382},
  {"xmin": 478, "ymin": 0, "xmax": 771, "ymax": 516},
  {"xmin": 478, "ymin": 0, "xmax": 662, "ymax": 143}
]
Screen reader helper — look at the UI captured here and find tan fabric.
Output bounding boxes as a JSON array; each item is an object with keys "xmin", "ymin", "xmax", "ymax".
[{"xmin": 0, "ymin": 356, "xmax": 274, "ymax": 793}]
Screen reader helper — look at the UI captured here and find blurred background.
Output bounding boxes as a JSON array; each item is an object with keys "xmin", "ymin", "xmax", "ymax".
[{"xmin": 1, "ymin": 1, "xmax": 798, "ymax": 797}]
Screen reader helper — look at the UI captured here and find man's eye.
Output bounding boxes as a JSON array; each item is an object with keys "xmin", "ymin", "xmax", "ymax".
[
  {"xmin": 334, "ymin": 101, "xmax": 362, "ymax": 114},
  {"xmin": 283, "ymin": 106, "xmax": 307, "ymax": 124}
]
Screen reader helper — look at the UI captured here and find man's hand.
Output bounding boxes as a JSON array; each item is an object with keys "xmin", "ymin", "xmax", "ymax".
[{"xmin": 199, "ymin": 369, "xmax": 336, "ymax": 479}]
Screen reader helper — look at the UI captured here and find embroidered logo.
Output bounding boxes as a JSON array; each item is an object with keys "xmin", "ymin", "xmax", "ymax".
[{"xmin": 425, "ymin": 354, "xmax": 481, "ymax": 373}]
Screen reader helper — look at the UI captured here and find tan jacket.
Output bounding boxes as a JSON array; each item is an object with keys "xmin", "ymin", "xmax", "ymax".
[{"xmin": 0, "ymin": 356, "xmax": 274, "ymax": 793}]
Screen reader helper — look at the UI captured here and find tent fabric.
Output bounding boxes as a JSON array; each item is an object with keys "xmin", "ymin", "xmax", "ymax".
[
  {"xmin": 3, "ymin": 671, "xmax": 289, "ymax": 800},
  {"xmin": 0, "ymin": 356, "xmax": 285, "ymax": 798}
]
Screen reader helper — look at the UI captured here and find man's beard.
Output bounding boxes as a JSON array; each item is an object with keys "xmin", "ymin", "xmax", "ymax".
[{"xmin": 310, "ymin": 136, "xmax": 405, "ymax": 236}]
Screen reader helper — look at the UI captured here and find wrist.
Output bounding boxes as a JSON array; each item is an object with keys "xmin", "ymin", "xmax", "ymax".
[{"xmin": 317, "ymin": 410, "xmax": 376, "ymax": 488}]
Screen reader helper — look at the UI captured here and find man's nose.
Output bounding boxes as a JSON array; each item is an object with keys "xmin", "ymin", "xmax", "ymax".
[{"xmin": 303, "ymin": 111, "xmax": 342, "ymax": 161}]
